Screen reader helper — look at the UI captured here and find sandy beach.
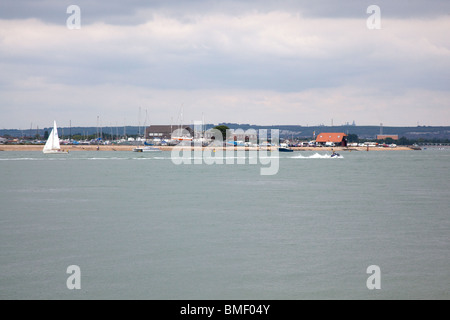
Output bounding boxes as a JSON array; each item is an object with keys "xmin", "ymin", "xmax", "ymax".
[{"xmin": 0, "ymin": 144, "xmax": 416, "ymax": 152}]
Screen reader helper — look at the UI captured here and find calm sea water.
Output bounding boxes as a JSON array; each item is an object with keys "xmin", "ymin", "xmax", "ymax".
[{"xmin": 0, "ymin": 148, "xmax": 449, "ymax": 299}]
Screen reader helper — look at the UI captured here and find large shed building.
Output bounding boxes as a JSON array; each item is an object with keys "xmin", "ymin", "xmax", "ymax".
[
  {"xmin": 144, "ymin": 125, "xmax": 193, "ymax": 140},
  {"xmin": 315, "ymin": 132, "xmax": 348, "ymax": 146}
]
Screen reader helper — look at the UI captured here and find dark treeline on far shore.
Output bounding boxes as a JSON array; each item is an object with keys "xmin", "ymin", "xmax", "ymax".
[{"xmin": 1, "ymin": 124, "xmax": 450, "ymax": 145}]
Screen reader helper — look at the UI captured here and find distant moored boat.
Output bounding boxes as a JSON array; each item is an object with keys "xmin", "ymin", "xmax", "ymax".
[
  {"xmin": 278, "ymin": 147, "xmax": 293, "ymax": 152},
  {"xmin": 133, "ymin": 146, "xmax": 161, "ymax": 152}
]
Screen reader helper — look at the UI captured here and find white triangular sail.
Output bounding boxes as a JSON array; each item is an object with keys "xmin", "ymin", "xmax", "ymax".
[
  {"xmin": 43, "ymin": 129, "xmax": 54, "ymax": 152},
  {"xmin": 43, "ymin": 121, "xmax": 65, "ymax": 153}
]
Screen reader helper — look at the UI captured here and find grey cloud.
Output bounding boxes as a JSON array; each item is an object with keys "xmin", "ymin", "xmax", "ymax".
[
  {"xmin": 1, "ymin": 12, "xmax": 448, "ymax": 92},
  {"xmin": 1, "ymin": 0, "xmax": 449, "ymax": 25},
  {"xmin": 1, "ymin": 1, "xmax": 449, "ymax": 128}
]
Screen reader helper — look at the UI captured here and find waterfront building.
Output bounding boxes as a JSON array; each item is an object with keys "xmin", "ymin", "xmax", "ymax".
[
  {"xmin": 376, "ymin": 134, "xmax": 399, "ymax": 140},
  {"xmin": 315, "ymin": 132, "xmax": 348, "ymax": 147},
  {"xmin": 144, "ymin": 125, "xmax": 193, "ymax": 140}
]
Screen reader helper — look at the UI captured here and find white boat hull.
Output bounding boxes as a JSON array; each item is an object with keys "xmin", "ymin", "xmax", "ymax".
[
  {"xmin": 43, "ymin": 149, "xmax": 69, "ymax": 154},
  {"xmin": 133, "ymin": 147, "xmax": 161, "ymax": 152}
]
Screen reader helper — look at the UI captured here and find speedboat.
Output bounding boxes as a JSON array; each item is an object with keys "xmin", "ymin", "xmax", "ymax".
[
  {"xmin": 331, "ymin": 152, "xmax": 340, "ymax": 158},
  {"xmin": 278, "ymin": 147, "xmax": 293, "ymax": 152}
]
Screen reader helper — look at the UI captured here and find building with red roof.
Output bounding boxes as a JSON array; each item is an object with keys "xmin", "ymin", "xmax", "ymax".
[{"xmin": 315, "ymin": 132, "xmax": 348, "ymax": 146}]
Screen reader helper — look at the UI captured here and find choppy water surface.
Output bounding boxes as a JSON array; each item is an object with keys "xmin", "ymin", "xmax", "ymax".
[{"xmin": 0, "ymin": 149, "xmax": 449, "ymax": 299}]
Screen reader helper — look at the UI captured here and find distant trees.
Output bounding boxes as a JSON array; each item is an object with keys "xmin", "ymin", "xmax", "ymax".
[
  {"xmin": 213, "ymin": 125, "xmax": 230, "ymax": 141},
  {"xmin": 66, "ymin": 133, "xmax": 116, "ymax": 141},
  {"xmin": 397, "ymin": 137, "xmax": 411, "ymax": 145},
  {"xmin": 347, "ymin": 134, "xmax": 405, "ymax": 145},
  {"xmin": 347, "ymin": 133, "xmax": 359, "ymax": 143},
  {"xmin": 70, "ymin": 134, "xmax": 94, "ymax": 141}
]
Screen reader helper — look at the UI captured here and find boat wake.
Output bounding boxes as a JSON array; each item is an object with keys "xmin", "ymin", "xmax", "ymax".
[
  {"xmin": 289, "ymin": 153, "xmax": 343, "ymax": 159},
  {"xmin": 1, "ymin": 153, "xmax": 344, "ymax": 162}
]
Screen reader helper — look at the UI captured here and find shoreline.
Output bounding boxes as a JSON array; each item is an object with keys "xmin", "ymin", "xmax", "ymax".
[{"xmin": 0, "ymin": 145, "xmax": 417, "ymax": 152}]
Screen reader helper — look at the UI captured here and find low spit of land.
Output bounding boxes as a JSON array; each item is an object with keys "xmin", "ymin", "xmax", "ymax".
[{"xmin": 0, "ymin": 145, "xmax": 417, "ymax": 152}]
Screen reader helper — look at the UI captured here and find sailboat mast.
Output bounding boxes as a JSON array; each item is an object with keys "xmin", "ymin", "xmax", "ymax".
[
  {"xmin": 96, "ymin": 116, "xmax": 99, "ymax": 141},
  {"xmin": 138, "ymin": 107, "xmax": 141, "ymax": 138}
]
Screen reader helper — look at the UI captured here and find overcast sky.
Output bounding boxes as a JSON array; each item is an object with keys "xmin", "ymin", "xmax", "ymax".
[{"xmin": 1, "ymin": 0, "xmax": 449, "ymax": 129}]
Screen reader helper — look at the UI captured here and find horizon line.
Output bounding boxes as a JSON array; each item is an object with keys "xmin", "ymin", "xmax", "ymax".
[{"xmin": 2, "ymin": 123, "xmax": 450, "ymax": 131}]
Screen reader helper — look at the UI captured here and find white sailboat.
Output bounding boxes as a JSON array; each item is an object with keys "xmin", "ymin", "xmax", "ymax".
[{"xmin": 43, "ymin": 121, "xmax": 69, "ymax": 154}]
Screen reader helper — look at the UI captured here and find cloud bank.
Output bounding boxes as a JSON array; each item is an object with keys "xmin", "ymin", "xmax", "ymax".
[{"xmin": 0, "ymin": 1, "xmax": 449, "ymax": 128}]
